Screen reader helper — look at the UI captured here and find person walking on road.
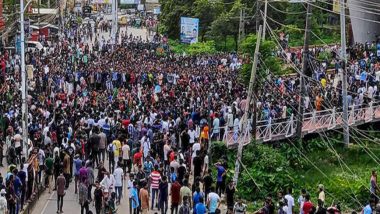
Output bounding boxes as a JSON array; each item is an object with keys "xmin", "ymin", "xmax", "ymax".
[
  {"xmin": 179, "ymin": 196, "xmax": 191, "ymax": 214},
  {"xmin": 150, "ymin": 165, "xmax": 161, "ymax": 210},
  {"xmin": 207, "ymin": 186, "xmax": 221, "ymax": 214},
  {"xmin": 113, "ymin": 162, "xmax": 124, "ymax": 204},
  {"xmin": 79, "ymin": 177, "xmax": 89, "ymax": 214},
  {"xmin": 140, "ymin": 183, "xmax": 149, "ymax": 214},
  {"xmin": 131, "ymin": 181, "xmax": 140, "ymax": 214},
  {"xmin": 171, "ymin": 180, "xmax": 181, "ymax": 214},
  {"xmin": 159, "ymin": 176, "xmax": 169, "ymax": 214},
  {"xmin": 0, "ymin": 189, "xmax": 7, "ymax": 214},
  {"xmin": 56, "ymin": 170, "xmax": 66, "ymax": 214},
  {"xmin": 93, "ymin": 181, "xmax": 103, "ymax": 214}
]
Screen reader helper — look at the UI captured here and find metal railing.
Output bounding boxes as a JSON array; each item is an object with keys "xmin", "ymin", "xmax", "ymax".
[{"xmin": 223, "ymin": 101, "xmax": 380, "ymax": 146}]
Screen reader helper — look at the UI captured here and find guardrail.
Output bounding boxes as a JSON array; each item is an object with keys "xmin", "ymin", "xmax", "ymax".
[{"xmin": 223, "ymin": 101, "xmax": 380, "ymax": 146}]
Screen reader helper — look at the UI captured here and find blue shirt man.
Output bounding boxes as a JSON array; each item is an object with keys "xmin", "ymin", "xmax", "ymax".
[{"xmin": 131, "ymin": 184, "xmax": 139, "ymax": 209}]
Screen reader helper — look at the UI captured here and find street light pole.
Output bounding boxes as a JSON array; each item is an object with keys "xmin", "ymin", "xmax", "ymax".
[{"xmin": 20, "ymin": 0, "xmax": 29, "ymax": 158}]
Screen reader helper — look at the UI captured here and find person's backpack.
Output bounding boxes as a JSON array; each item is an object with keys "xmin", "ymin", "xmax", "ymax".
[{"xmin": 179, "ymin": 204, "xmax": 190, "ymax": 214}]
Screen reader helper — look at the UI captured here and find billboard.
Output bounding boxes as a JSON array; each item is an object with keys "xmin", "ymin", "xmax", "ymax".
[
  {"xmin": 180, "ymin": 17, "xmax": 199, "ymax": 44},
  {"xmin": 120, "ymin": 0, "xmax": 139, "ymax": 4},
  {"xmin": 91, "ymin": 0, "xmax": 110, "ymax": 4},
  {"xmin": 333, "ymin": 0, "xmax": 340, "ymax": 13},
  {"xmin": 145, "ymin": 0, "xmax": 159, "ymax": 3}
]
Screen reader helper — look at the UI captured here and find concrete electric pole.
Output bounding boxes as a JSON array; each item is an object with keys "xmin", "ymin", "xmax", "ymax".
[
  {"xmin": 340, "ymin": 0, "xmax": 349, "ymax": 146},
  {"xmin": 20, "ymin": 0, "xmax": 28, "ymax": 158},
  {"xmin": 233, "ymin": 25, "xmax": 262, "ymax": 184},
  {"xmin": 262, "ymin": 0, "xmax": 268, "ymax": 41},
  {"xmin": 296, "ymin": 3, "xmax": 312, "ymax": 141}
]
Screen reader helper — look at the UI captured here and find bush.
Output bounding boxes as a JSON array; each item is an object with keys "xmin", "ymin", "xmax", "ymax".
[
  {"xmin": 237, "ymin": 142, "xmax": 297, "ymax": 201},
  {"xmin": 168, "ymin": 40, "xmax": 216, "ymax": 55},
  {"xmin": 210, "ymin": 141, "xmax": 228, "ymax": 164}
]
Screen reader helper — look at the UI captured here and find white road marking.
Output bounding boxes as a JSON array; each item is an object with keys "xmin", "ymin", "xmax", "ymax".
[{"xmin": 41, "ymin": 191, "xmax": 55, "ymax": 214}]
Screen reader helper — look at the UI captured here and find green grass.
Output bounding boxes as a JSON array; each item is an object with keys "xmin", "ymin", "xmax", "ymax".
[{"xmin": 292, "ymin": 144, "xmax": 380, "ymax": 211}]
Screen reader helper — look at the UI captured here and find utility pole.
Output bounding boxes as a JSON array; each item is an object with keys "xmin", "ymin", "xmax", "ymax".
[
  {"xmin": 20, "ymin": 0, "xmax": 29, "ymax": 158},
  {"xmin": 256, "ymin": 0, "xmax": 261, "ymax": 32},
  {"xmin": 296, "ymin": 3, "xmax": 312, "ymax": 140},
  {"xmin": 238, "ymin": 7, "xmax": 245, "ymax": 51},
  {"xmin": 340, "ymin": 0, "xmax": 349, "ymax": 146},
  {"xmin": 262, "ymin": 0, "xmax": 268, "ymax": 41},
  {"xmin": 38, "ymin": 0, "xmax": 40, "ymax": 33},
  {"xmin": 233, "ymin": 25, "xmax": 262, "ymax": 184}
]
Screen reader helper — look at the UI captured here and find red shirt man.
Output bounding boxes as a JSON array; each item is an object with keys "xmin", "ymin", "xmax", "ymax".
[
  {"xmin": 303, "ymin": 195, "xmax": 313, "ymax": 214},
  {"xmin": 133, "ymin": 151, "xmax": 142, "ymax": 166},
  {"xmin": 171, "ymin": 180, "xmax": 181, "ymax": 207}
]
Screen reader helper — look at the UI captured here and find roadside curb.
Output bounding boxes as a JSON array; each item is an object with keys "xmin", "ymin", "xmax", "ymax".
[{"xmin": 20, "ymin": 185, "xmax": 46, "ymax": 214}]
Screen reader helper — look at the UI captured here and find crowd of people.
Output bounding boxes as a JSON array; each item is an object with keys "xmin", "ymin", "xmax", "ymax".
[
  {"xmin": 257, "ymin": 41, "xmax": 380, "ymax": 123},
  {"xmin": 1, "ymin": 8, "xmax": 380, "ymax": 214},
  {"xmin": 0, "ymin": 13, "xmax": 249, "ymax": 214}
]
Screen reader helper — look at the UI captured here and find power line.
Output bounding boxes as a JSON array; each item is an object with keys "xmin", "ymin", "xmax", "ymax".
[{"xmin": 267, "ymin": 2, "xmax": 306, "ymax": 15}]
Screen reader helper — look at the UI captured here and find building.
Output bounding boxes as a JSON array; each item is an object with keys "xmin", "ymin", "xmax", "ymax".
[{"xmin": 348, "ymin": 0, "xmax": 380, "ymax": 43}]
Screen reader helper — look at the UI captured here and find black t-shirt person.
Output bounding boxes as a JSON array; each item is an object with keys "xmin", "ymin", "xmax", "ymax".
[
  {"xmin": 203, "ymin": 173, "xmax": 213, "ymax": 194},
  {"xmin": 94, "ymin": 187, "xmax": 103, "ymax": 209},
  {"xmin": 225, "ymin": 183, "xmax": 236, "ymax": 208},
  {"xmin": 193, "ymin": 155, "xmax": 203, "ymax": 178}
]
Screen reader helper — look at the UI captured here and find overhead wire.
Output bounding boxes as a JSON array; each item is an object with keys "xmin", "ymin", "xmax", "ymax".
[
  {"xmin": 264, "ymin": 9, "xmax": 380, "ymax": 165},
  {"xmin": 256, "ymin": 3, "xmax": 380, "ymax": 208},
  {"xmin": 264, "ymin": 12, "xmax": 380, "ymax": 106},
  {"xmin": 255, "ymin": 49, "xmax": 375, "ymax": 208},
  {"xmin": 267, "ymin": 2, "xmax": 306, "ymax": 15}
]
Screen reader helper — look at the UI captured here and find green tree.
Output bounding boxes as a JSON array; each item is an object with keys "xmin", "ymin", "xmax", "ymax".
[
  {"xmin": 193, "ymin": 0, "xmax": 223, "ymax": 41},
  {"xmin": 208, "ymin": 1, "xmax": 242, "ymax": 50},
  {"xmin": 159, "ymin": 0, "xmax": 195, "ymax": 39},
  {"xmin": 239, "ymin": 33, "xmax": 283, "ymax": 85}
]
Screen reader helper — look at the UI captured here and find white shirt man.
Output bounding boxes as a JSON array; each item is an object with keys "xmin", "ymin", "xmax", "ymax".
[
  {"xmin": 122, "ymin": 143, "xmax": 130, "ymax": 161},
  {"xmin": 188, "ymin": 129, "xmax": 196, "ymax": 144},
  {"xmin": 192, "ymin": 142, "xmax": 201, "ymax": 159},
  {"xmin": 285, "ymin": 192, "xmax": 295, "ymax": 214},
  {"xmin": 0, "ymin": 190, "xmax": 7, "ymax": 214},
  {"xmin": 101, "ymin": 173, "xmax": 115, "ymax": 193},
  {"xmin": 113, "ymin": 165, "xmax": 124, "ymax": 188},
  {"xmin": 163, "ymin": 143, "xmax": 171, "ymax": 162}
]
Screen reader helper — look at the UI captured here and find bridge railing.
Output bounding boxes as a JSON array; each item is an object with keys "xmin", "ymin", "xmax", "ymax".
[{"xmin": 224, "ymin": 101, "xmax": 380, "ymax": 146}]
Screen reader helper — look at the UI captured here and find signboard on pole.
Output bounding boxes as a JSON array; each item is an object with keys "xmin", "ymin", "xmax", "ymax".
[
  {"xmin": 120, "ymin": 0, "xmax": 139, "ymax": 4},
  {"xmin": 180, "ymin": 17, "xmax": 199, "ymax": 44},
  {"xmin": 145, "ymin": 0, "xmax": 159, "ymax": 3},
  {"xmin": 153, "ymin": 7, "xmax": 161, "ymax": 14},
  {"xmin": 91, "ymin": 0, "xmax": 111, "ymax": 4},
  {"xmin": 137, "ymin": 4, "xmax": 144, "ymax": 11},
  {"xmin": 27, "ymin": 65, "xmax": 33, "ymax": 80},
  {"xmin": 333, "ymin": 0, "xmax": 340, "ymax": 12}
]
